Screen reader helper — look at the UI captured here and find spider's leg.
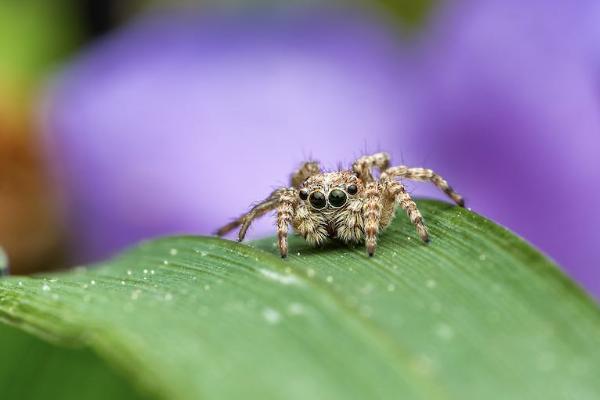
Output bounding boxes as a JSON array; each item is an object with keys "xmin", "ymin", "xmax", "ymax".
[
  {"xmin": 276, "ymin": 188, "xmax": 297, "ymax": 258},
  {"xmin": 216, "ymin": 189, "xmax": 282, "ymax": 241},
  {"xmin": 383, "ymin": 179, "xmax": 429, "ymax": 242},
  {"xmin": 382, "ymin": 166, "xmax": 464, "ymax": 207},
  {"xmin": 352, "ymin": 152, "xmax": 390, "ymax": 183},
  {"xmin": 290, "ymin": 161, "xmax": 321, "ymax": 188},
  {"xmin": 362, "ymin": 181, "xmax": 382, "ymax": 257}
]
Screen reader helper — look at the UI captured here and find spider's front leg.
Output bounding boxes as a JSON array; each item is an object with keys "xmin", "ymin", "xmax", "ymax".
[
  {"xmin": 362, "ymin": 182, "xmax": 383, "ymax": 257},
  {"xmin": 216, "ymin": 188, "xmax": 283, "ymax": 241},
  {"xmin": 381, "ymin": 165, "xmax": 465, "ymax": 207},
  {"xmin": 276, "ymin": 188, "xmax": 298, "ymax": 258}
]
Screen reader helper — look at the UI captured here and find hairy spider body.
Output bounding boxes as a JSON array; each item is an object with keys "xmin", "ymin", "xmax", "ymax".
[{"xmin": 217, "ymin": 153, "xmax": 464, "ymax": 258}]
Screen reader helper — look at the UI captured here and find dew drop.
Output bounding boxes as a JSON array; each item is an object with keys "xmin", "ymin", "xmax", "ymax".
[
  {"xmin": 170, "ymin": 248, "xmax": 178, "ymax": 256},
  {"xmin": 163, "ymin": 260, "xmax": 169, "ymax": 265},
  {"xmin": 306, "ymin": 268, "xmax": 316, "ymax": 278},
  {"xmin": 262, "ymin": 308, "xmax": 281, "ymax": 324},
  {"xmin": 326, "ymin": 276, "xmax": 334, "ymax": 283},
  {"xmin": 426, "ymin": 279, "xmax": 437, "ymax": 289},
  {"xmin": 127, "ymin": 270, "xmax": 132, "ymax": 276},
  {"xmin": 42, "ymin": 284, "xmax": 51, "ymax": 292},
  {"xmin": 204, "ymin": 284, "xmax": 211, "ymax": 291},
  {"xmin": 435, "ymin": 323, "xmax": 454, "ymax": 340},
  {"xmin": 90, "ymin": 280, "xmax": 96, "ymax": 285},
  {"xmin": 259, "ymin": 269, "xmax": 299, "ymax": 285},
  {"xmin": 164, "ymin": 293, "xmax": 173, "ymax": 301},
  {"xmin": 287, "ymin": 303, "xmax": 305, "ymax": 316}
]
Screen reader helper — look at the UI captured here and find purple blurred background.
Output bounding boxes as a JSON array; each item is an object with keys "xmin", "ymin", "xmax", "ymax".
[
  {"xmin": 44, "ymin": 9, "xmax": 417, "ymax": 262},
  {"xmin": 2, "ymin": 0, "xmax": 599, "ymax": 298}
]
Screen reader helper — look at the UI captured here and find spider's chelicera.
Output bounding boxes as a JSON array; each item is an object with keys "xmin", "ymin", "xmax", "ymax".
[{"xmin": 217, "ymin": 152, "xmax": 465, "ymax": 258}]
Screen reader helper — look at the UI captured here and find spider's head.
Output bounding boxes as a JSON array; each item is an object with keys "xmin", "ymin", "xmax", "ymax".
[{"xmin": 298, "ymin": 171, "xmax": 362, "ymax": 211}]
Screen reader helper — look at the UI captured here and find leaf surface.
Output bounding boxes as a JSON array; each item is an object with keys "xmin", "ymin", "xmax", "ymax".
[{"xmin": 1, "ymin": 200, "xmax": 599, "ymax": 399}]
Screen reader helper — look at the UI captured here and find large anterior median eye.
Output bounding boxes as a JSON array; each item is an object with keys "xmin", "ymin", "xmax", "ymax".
[
  {"xmin": 309, "ymin": 191, "xmax": 327, "ymax": 209},
  {"xmin": 328, "ymin": 189, "xmax": 347, "ymax": 208}
]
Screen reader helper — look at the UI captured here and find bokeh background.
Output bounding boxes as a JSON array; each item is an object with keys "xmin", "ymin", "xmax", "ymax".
[{"xmin": 1, "ymin": 0, "xmax": 599, "ymax": 299}]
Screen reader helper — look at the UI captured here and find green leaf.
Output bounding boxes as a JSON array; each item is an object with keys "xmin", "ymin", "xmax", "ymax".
[
  {"xmin": 0, "ymin": 248, "xmax": 7, "ymax": 276},
  {"xmin": 0, "ymin": 323, "xmax": 142, "ymax": 400},
  {"xmin": 1, "ymin": 200, "xmax": 599, "ymax": 399}
]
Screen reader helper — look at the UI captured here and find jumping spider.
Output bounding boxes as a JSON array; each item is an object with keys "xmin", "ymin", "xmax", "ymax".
[{"xmin": 217, "ymin": 152, "xmax": 464, "ymax": 258}]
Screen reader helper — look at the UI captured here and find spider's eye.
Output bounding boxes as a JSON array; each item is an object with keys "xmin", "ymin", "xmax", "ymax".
[
  {"xmin": 328, "ymin": 189, "xmax": 347, "ymax": 208},
  {"xmin": 299, "ymin": 189, "xmax": 309, "ymax": 200},
  {"xmin": 309, "ymin": 191, "xmax": 327, "ymax": 209},
  {"xmin": 347, "ymin": 184, "xmax": 358, "ymax": 195}
]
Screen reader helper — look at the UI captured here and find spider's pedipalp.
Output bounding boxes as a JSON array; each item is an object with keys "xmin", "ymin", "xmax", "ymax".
[
  {"xmin": 352, "ymin": 152, "xmax": 390, "ymax": 182},
  {"xmin": 382, "ymin": 166, "xmax": 465, "ymax": 207},
  {"xmin": 362, "ymin": 181, "xmax": 382, "ymax": 256}
]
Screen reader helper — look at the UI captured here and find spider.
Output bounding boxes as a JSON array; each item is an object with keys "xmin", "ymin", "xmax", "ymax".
[{"xmin": 217, "ymin": 152, "xmax": 464, "ymax": 258}]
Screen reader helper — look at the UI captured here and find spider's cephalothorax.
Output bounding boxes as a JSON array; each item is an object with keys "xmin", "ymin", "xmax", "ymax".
[{"xmin": 217, "ymin": 153, "xmax": 465, "ymax": 258}]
